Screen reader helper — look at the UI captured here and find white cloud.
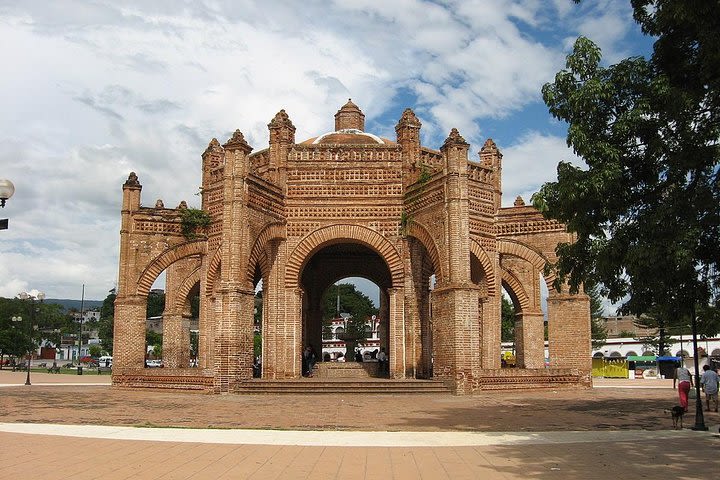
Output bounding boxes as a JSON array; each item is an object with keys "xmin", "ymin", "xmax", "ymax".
[
  {"xmin": 0, "ymin": 1, "xmax": 645, "ymax": 300},
  {"xmin": 499, "ymin": 131, "xmax": 581, "ymax": 207}
]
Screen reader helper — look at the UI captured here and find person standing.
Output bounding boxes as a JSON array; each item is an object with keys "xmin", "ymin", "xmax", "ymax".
[
  {"xmin": 377, "ymin": 347, "xmax": 387, "ymax": 376},
  {"xmin": 303, "ymin": 346, "xmax": 316, "ymax": 377},
  {"xmin": 700, "ymin": 364, "xmax": 719, "ymax": 412},
  {"xmin": 673, "ymin": 363, "xmax": 693, "ymax": 412}
]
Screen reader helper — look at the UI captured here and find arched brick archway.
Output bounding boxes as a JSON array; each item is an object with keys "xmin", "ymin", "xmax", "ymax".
[
  {"xmin": 470, "ymin": 238, "xmax": 497, "ymax": 296},
  {"xmin": 136, "ymin": 240, "xmax": 207, "ymax": 297},
  {"xmin": 204, "ymin": 248, "xmax": 222, "ymax": 297},
  {"xmin": 246, "ymin": 222, "xmax": 286, "ymax": 284},
  {"xmin": 285, "ymin": 224, "xmax": 403, "ymax": 288},
  {"xmin": 502, "ymin": 268, "xmax": 531, "ymax": 312},
  {"xmin": 173, "ymin": 267, "xmax": 201, "ymax": 312},
  {"xmin": 498, "ymin": 240, "xmax": 555, "ymax": 290},
  {"xmin": 407, "ymin": 221, "xmax": 444, "ymax": 283}
]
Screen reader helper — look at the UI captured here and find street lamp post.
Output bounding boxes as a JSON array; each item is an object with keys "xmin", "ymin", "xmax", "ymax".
[
  {"xmin": 17, "ymin": 291, "xmax": 45, "ymax": 386},
  {"xmin": 11, "ymin": 315, "xmax": 22, "ymax": 372},
  {"xmin": 690, "ymin": 307, "xmax": 707, "ymax": 431}
]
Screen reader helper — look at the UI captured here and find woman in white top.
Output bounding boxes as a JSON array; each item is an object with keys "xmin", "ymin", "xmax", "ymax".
[{"xmin": 673, "ymin": 364, "xmax": 693, "ymax": 412}]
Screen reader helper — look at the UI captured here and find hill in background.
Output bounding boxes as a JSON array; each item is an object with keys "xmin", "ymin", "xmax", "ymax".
[{"xmin": 45, "ymin": 298, "xmax": 104, "ymax": 311}]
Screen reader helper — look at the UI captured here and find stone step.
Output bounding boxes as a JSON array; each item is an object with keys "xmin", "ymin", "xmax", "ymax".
[{"xmin": 236, "ymin": 379, "xmax": 451, "ymax": 394}]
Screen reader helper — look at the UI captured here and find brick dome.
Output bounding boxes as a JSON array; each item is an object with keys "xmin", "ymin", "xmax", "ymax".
[{"xmin": 300, "ymin": 128, "xmax": 394, "ymax": 146}]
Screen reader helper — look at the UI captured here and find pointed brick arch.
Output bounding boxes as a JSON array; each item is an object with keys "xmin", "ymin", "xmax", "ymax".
[
  {"xmin": 246, "ymin": 223, "xmax": 286, "ymax": 284},
  {"xmin": 172, "ymin": 267, "xmax": 201, "ymax": 312},
  {"xmin": 470, "ymin": 238, "xmax": 496, "ymax": 296},
  {"xmin": 406, "ymin": 221, "xmax": 444, "ymax": 282},
  {"xmin": 502, "ymin": 267, "xmax": 531, "ymax": 312},
  {"xmin": 204, "ymin": 247, "xmax": 222, "ymax": 297},
  {"xmin": 498, "ymin": 240, "xmax": 556, "ymax": 290},
  {"xmin": 285, "ymin": 224, "xmax": 403, "ymax": 288},
  {"xmin": 136, "ymin": 240, "xmax": 207, "ymax": 297}
]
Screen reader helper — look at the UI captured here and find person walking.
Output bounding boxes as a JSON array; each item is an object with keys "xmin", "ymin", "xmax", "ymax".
[
  {"xmin": 700, "ymin": 364, "xmax": 719, "ymax": 412},
  {"xmin": 673, "ymin": 363, "xmax": 693, "ymax": 412}
]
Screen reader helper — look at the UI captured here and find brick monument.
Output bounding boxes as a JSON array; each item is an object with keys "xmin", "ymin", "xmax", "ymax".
[{"xmin": 113, "ymin": 100, "xmax": 591, "ymax": 394}]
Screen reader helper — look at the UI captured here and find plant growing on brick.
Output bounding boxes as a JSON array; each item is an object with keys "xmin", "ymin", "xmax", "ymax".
[{"xmin": 180, "ymin": 208, "xmax": 211, "ymax": 240}]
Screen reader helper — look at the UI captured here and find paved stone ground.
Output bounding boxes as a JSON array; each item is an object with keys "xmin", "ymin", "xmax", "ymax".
[
  {"xmin": 1, "ymin": 370, "xmax": 718, "ymax": 431},
  {"xmin": 1, "ymin": 370, "xmax": 719, "ymax": 479}
]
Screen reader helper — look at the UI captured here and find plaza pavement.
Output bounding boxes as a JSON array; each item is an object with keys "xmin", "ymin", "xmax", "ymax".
[{"xmin": 1, "ymin": 370, "xmax": 718, "ymax": 479}]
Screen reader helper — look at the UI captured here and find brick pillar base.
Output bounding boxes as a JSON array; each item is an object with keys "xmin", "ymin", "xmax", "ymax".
[
  {"xmin": 547, "ymin": 293, "xmax": 591, "ymax": 376},
  {"xmin": 214, "ymin": 286, "xmax": 255, "ymax": 393},
  {"xmin": 515, "ymin": 310, "xmax": 545, "ymax": 368},
  {"xmin": 431, "ymin": 284, "xmax": 481, "ymax": 394},
  {"xmin": 113, "ymin": 295, "xmax": 147, "ymax": 370}
]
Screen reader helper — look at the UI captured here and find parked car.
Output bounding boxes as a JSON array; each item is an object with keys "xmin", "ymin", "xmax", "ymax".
[{"xmin": 80, "ymin": 356, "xmax": 99, "ymax": 367}]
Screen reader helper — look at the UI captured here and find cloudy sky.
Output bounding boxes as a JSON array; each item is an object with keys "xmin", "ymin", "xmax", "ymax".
[{"xmin": 0, "ymin": 0, "xmax": 653, "ymax": 301}]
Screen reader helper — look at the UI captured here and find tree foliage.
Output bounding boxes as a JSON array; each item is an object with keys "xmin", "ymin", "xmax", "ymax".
[
  {"xmin": 587, "ymin": 283, "xmax": 608, "ymax": 349},
  {"xmin": 0, "ymin": 297, "xmax": 71, "ymax": 362},
  {"xmin": 97, "ymin": 291, "xmax": 116, "ymax": 353},
  {"xmin": 321, "ymin": 283, "xmax": 378, "ymax": 339},
  {"xmin": 534, "ymin": 1, "xmax": 720, "ymax": 325},
  {"xmin": 501, "ymin": 296, "xmax": 515, "ymax": 343},
  {"xmin": 97, "ymin": 289, "xmax": 167, "ymax": 355},
  {"xmin": 180, "ymin": 207, "xmax": 211, "ymax": 240}
]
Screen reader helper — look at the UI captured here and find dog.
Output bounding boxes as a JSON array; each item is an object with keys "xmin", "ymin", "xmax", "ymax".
[{"xmin": 665, "ymin": 406, "xmax": 685, "ymax": 429}]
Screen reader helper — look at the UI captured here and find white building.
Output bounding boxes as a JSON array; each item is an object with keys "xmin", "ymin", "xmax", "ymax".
[{"xmin": 322, "ymin": 314, "xmax": 381, "ymax": 361}]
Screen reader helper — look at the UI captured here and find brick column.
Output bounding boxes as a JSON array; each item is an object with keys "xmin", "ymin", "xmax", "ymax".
[
  {"xmin": 480, "ymin": 294, "xmax": 501, "ymax": 369},
  {"xmin": 162, "ymin": 313, "xmax": 191, "ymax": 368},
  {"xmin": 387, "ymin": 287, "xmax": 405, "ymax": 378},
  {"xmin": 547, "ymin": 292, "xmax": 591, "ymax": 374},
  {"xmin": 403, "ymin": 239, "xmax": 422, "ymax": 378},
  {"xmin": 199, "ymin": 294, "xmax": 219, "ymax": 370},
  {"xmin": 113, "ymin": 294, "xmax": 147, "ymax": 370},
  {"xmin": 514, "ymin": 310, "xmax": 545, "ymax": 368},
  {"xmin": 431, "ymin": 285, "xmax": 481, "ymax": 394},
  {"xmin": 418, "ymin": 285, "xmax": 432, "ymax": 378},
  {"xmin": 213, "ymin": 285, "xmax": 254, "ymax": 392},
  {"xmin": 162, "ymin": 313, "xmax": 182, "ymax": 368}
]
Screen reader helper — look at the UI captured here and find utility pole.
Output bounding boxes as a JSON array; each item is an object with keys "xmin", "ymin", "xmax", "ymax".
[{"xmin": 77, "ymin": 284, "xmax": 85, "ymax": 365}]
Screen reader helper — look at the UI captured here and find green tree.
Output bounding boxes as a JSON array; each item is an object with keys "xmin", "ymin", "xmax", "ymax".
[
  {"xmin": 146, "ymin": 330, "xmax": 163, "ymax": 354},
  {"xmin": 191, "ymin": 330, "xmax": 199, "ymax": 360},
  {"xmin": 0, "ymin": 297, "xmax": 69, "ymax": 365},
  {"xmin": 146, "ymin": 291, "xmax": 165, "ymax": 318},
  {"xmin": 97, "ymin": 291, "xmax": 116, "ymax": 353},
  {"xmin": 322, "ymin": 283, "xmax": 378, "ymax": 340},
  {"xmin": 588, "ymin": 283, "xmax": 608, "ymax": 349},
  {"xmin": 501, "ymin": 296, "xmax": 515, "ymax": 343},
  {"xmin": 533, "ymin": 1, "xmax": 720, "ymax": 326},
  {"xmin": 97, "ymin": 289, "xmax": 168, "ymax": 355},
  {"xmin": 88, "ymin": 344, "xmax": 102, "ymax": 358}
]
